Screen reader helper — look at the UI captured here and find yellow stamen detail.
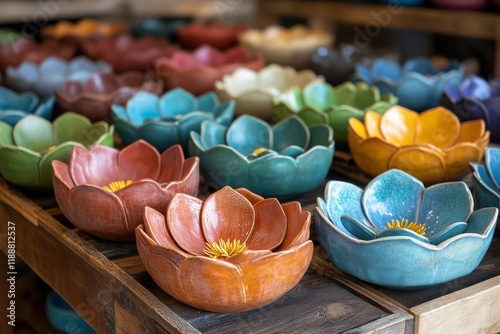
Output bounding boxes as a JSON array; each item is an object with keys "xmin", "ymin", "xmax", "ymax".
[
  {"xmin": 203, "ymin": 239, "xmax": 247, "ymax": 260},
  {"xmin": 103, "ymin": 180, "xmax": 133, "ymax": 192},
  {"xmin": 386, "ymin": 219, "xmax": 426, "ymax": 236},
  {"xmin": 47, "ymin": 145, "xmax": 57, "ymax": 151},
  {"xmin": 253, "ymin": 147, "xmax": 267, "ymax": 155}
]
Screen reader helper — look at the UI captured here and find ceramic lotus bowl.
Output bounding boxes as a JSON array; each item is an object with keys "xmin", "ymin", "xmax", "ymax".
[
  {"xmin": 129, "ymin": 18, "xmax": 189, "ymax": 39},
  {"xmin": 111, "ymin": 88, "xmax": 234, "ymax": 153},
  {"xmin": 0, "ymin": 38, "xmax": 76, "ymax": 73},
  {"xmin": 353, "ymin": 57, "xmax": 464, "ymax": 111},
  {"xmin": 189, "ymin": 115, "xmax": 334, "ymax": 199},
  {"xmin": 55, "ymin": 71, "xmax": 164, "ymax": 122},
  {"xmin": 471, "ymin": 147, "xmax": 500, "ymax": 214},
  {"xmin": 136, "ymin": 186, "xmax": 313, "ymax": 312},
  {"xmin": 315, "ymin": 169, "xmax": 498, "ymax": 290},
  {"xmin": 0, "ymin": 86, "xmax": 54, "ymax": 126},
  {"xmin": 239, "ymin": 25, "xmax": 333, "ymax": 70},
  {"xmin": 273, "ymin": 81, "xmax": 397, "ymax": 149},
  {"xmin": 155, "ymin": 45, "xmax": 265, "ymax": 95},
  {"xmin": 176, "ymin": 22, "xmax": 248, "ymax": 50},
  {"xmin": 41, "ymin": 19, "xmax": 126, "ymax": 41},
  {"xmin": 82, "ymin": 34, "xmax": 178, "ymax": 73},
  {"xmin": 441, "ymin": 76, "xmax": 500, "ymax": 143},
  {"xmin": 215, "ymin": 64, "xmax": 323, "ymax": 120},
  {"xmin": 0, "ymin": 112, "xmax": 114, "ymax": 189},
  {"xmin": 348, "ymin": 106, "xmax": 489, "ymax": 185},
  {"xmin": 52, "ymin": 140, "xmax": 199, "ymax": 241},
  {"xmin": 5, "ymin": 56, "xmax": 112, "ymax": 99}
]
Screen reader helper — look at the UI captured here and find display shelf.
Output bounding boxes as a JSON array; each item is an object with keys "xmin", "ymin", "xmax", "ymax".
[{"xmin": 256, "ymin": 0, "xmax": 500, "ymax": 76}]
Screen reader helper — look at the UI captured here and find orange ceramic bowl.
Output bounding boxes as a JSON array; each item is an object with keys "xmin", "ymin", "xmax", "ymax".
[
  {"xmin": 347, "ymin": 105, "xmax": 489, "ymax": 185},
  {"xmin": 136, "ymin": 186, "xmax": 313, "ymax": 313}
]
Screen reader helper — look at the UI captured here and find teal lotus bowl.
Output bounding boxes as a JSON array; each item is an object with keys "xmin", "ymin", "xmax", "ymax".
[
  {"xmin": 0, "ymin": 112, "xmax": 114, "ymax": 189},
  {"xmin": 0, "ymin": 86, "xmax": 54, "ymax": 126},
  {"xmin": 353, "ymin": 57, "xmax": 464, "ymax": 111},
  {"xmin": 315, "ymin": 169, "xmax": 497, "ymax": 290},
  {"xmin": 273, "ymin": 81, "xmax": 397, "ymax": 149},
  {"xmin": 189, "ymin": 114, "xmax": 334, "ymax": 199},
  {"xmin": 471, "ymin": 147, "xmax": 500, "ymax": 213},
  {"xmin": 111, "ymin": 88, "xmax": 234, "ymax": 152}
]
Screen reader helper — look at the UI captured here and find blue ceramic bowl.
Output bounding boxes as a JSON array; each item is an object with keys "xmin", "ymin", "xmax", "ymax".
[
  {"xmin": 471, "ymin": 147, "xmax": 500, "ymax": 212},
  {"xmin": 129, "ymin": 18, "xmax": 189, "ymax": 39},
  {"xmin": 189, "ymin": 114, "xmax": 334, "ymax": 199},
  {"xmin": 442, "ymin": 76, "xmax": 500, "ymax": 143},
  {"xmin": 111, "ymin": 88, "xmax": 234, "ymax": 153},
  {"xmin": 46, "ymin": 291, "xmax": 96, "ymax": 334},
  {"xmin": 315, "ymin": 169, "xmax": 497, "ymax": 290},
  {"xmin": 353, "ymin": 57, "xmax": 464, "ymax": 111},
  {"xmin": 5, "ymin": 56, "xmax": 112, "ymax": 99},
  {"xmin": 0, "ymin": 86, "xmax": 54, "ymax": 126}
]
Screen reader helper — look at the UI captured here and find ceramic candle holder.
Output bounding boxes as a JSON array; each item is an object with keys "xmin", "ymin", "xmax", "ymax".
[
  {"xmin": 353, "ymin": 57, "xmax": 464, "ymax": 111},
  {"xmin": 136, "ymin": 186, "xmax": 313, "ymax": 312},
  {"xmin": 273, "ymin": 81, "xmax": 397, "ymax": 149},
  {"xmin": 155, "ymin": 45, "xmax": 265, "ymax": 95},
  {"xmin": 0, "ymin": 86, "xmax": 54, "ymax": 126},
  {"xmin": 347, "ymin": 106, "xmax": 490, "ymax": 185},
  {"xmin": 215, "ymin": 64, "xmax": 323, "ymax": 120},
  {"xmin": 55, "ymin": 71, "xmax": 164, "ymax": 122},
  {"xmin": 441, "ymin": 75, "xmax": 500, "ymax": 143},
  {"xmin": 0, "ymin": 112, "xmax": 114, "ymax": 189},
  {"xmin": 52, "ymin": 140, "xmax": 199, "ymax": 242},
  {"xmin": 315, "ymin": 169, "xmax": 498, "ymax": 290},
  {"xmin": 176, "ymin": 22, "xmax": 248, "ymax": 50},
  {"xmin": 189, "ymin": 115, "xmax": 334, "ymax": 199},
  {"xmin": 471, "ymin": 147, "xmax": 500, "ymax": 218}
]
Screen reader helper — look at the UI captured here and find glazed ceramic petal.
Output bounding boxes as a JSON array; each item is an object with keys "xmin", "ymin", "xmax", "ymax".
[
  {"xmin": 308, "ymin": 124, "xmax": 333, "ymax": 148},
  {"xmin": 159, "ymin": 88, "xmax": 197, "ymax": 117},
  {"xmin": 0, "ymin": 146, "xmax": 41, "ymax": 188},
  {"xmin": 201, "ymin": 186, "xmax": 255, "ymax": 243},
  {"xmin": 377, "ymin": 228, "xmax": 429, "ymax": 243},
  {"xmin": 379, "ymin": 106, "xmax": 418, "ymax": 146},
  {"xmin": 0, "ymin": 122, "xmax": 13, "ymax": 145},
  {"xmin": 226, "ymin": 115, "xmax": 272, "ymax": 155},
  {"xmin": 352, "ymin": 86, "xmax": 380, "ymax": 110},
  {"xmin": 163, "ymin": 156, "xmax": 199, "ymax": 199},
  {"xmin": 200, "ymin": 121, "xmax": 227, "ymax": 148},
  {"xmin": 13, "ymin": 115, "xmax": 53, "ymax": 152},
  {"xmin": 416, "ymin": 107, "xmax": 459, "ymax": 148},
  {"xmin": 485, "ymin": 147, "xmax": 500, "ymax": 189},
  {"xmin": 69, "ymin": 145, "xmax": 120, "ymax": 187},
  {"xmin": 144, "ymin": 206, "xmax": 183, "ymax": 250},
  {"xmin": 52, "ymin": 161, "xmax": 76, "ymax": 223},
  {"xmin": 137, "ymin": 122, "xmax": 180, "ymax": 152},
  {"xmin": 340, "ymin": 215, "xmax": 377, "ymax": 241},
  {"xmin": 198, "ymin": 92, "xmax": 219, "ymax": 112},
  {"xmin": 464, "ymin": 207, "xmax": 498, "ymax": 235},
  {"xmin": 444, "ymin": 143, "xmax": 484, "ymax": 181},
  {"xmin": 373, "ymin": 58, "xmax": 401, "ymax": 81},
  {"xmin": 246, "ymin": 198, "xmax": 287, "ymax": 250},
  {"xmin": 52, "ymin": 112, "xmax": 92, "ymax": 144},
  {"xmin": 39, "ymin": 142, "xmax": 84, "ymax": 188},
  {"xmin": 327, "ymin": 106, "xmax": 364, "ymax": 143},
  {"xmin": 303, "ymin": 82, "xmax": 335, "ymax": 110},
  {"xmin": 429, "ymin": 222, "xmax": 467, "ymax": 245},
  {"xmin": 458, "ymin": 120, "xmax": 485, "ymax": 143},
  {"xmin": 125, "ymin": 91, "xmax": 160, "ymax": 125},
  {"xmin": 272, "ymin": 116, "xmax": 309, "ymax": 152},
  {"xmin": 157, "ymin": 145, "xmax": 184, "ymax": 184},
  {"xmin": 117, "ymin": 140, "xmax": 161, "ymax": 181},
  {"xmin": 235, "ymin": 188, "xmax": 265, "ymax": 205},
  {"xmin": 362, "ymin": 169, "xmax": 424, "ymax": 230}
]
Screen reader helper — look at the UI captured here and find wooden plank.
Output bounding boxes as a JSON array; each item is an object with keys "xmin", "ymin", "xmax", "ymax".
[{"xmin": 411, "ymin": 276, "xmax": 500, "ymax": 334}]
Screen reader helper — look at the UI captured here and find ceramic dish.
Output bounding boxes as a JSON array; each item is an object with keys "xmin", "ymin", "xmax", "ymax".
[
  {"xmin": 471, "ymin": 147, "xmax": 500, "ymax": 215},
  {"xmin": 0, "ymin": 86, "xmax": 54, "ymax": 126}
]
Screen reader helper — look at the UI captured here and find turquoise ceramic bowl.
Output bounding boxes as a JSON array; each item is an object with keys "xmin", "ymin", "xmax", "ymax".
[
  {"xmin": 111, "ymin": 88, "xmax": 234, "ymax": 152},
  {"xmin": 189, "ymin": 114, "xmax": 334, "ymax": 199},
  {"xmin": 353, "ymin": 57, "xmax": 464, "ymax": 111},
  {"xmin": 46, "ymin": 291, "xmax": 96, "ymax": 334},
  {"xmin": 471, "ymin": 147, "xmax": 500, "ymax": 212},
  {"xmin": 315, "ymin": 169, "xmax": 497, "ymax": 290},
  {"xmin": 0, "ymin": 86, "xmax": 54, "ymax": 126}
]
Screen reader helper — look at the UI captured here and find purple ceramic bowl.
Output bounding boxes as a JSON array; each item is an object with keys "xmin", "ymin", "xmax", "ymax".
[{"xmin": 432, "ymin": 0, "xmax": 488, "ymax": 10}]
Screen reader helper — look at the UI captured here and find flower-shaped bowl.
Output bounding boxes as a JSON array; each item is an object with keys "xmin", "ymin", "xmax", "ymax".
[
  {"xmin": 0, "ymin": 38, "xmax": 76, "ymax": 73},
  {"xmin": 441, "ymin": 75, "xmax": 500, "ymax": 143},
  {"xmin": 0, "ymin": 86, "xmax": 54, "ymax": 126},
  {"xmin": 111, "ymin": 88, "xmax": 234, "ymax": 153},
  {"xmin": 215, "ymin": 64, "xmax": 323, "ymax": 120},
  {"xmin": 55, "ymin": 71, "xmax": 164, "ymax": 122},
  {"xmin": 353, "ymin": 57, "xmax": 464, "ymax": 111},
  {"xmin": 46, "ymin": 291, "xmax": 96, "ymax": 334},
  {"xmin": 81, "ymin": 33, "xmax": 178, "ymax": 73},
  {"xmin": 189, "ymin": 115, "xmax": 334, "ymax": 199},
  {"xmin": 41, "ymin": 19, "xmax": 126, "ymax": 41},
  {"xmin": 0, "ymin": 112, "xmax": 114, "ymax": 189},
  {"xmin": 348, "ymin": 105, "xmax": 489, "ymax": 184},
  {"xmin": 5, "ymin": 56, "xmax": 112, "ymax": 99},
  {"xmin": 52, "ymin": 140, "xmax": 199, "ymax": 241},
  {"xmin": 176, "ymin": 22, "xmax": 248, "ymax": 50},
  {"xmin": 136, "ymin": 186, "xmax": 313, "ymax": 312},
  {"xmin": 471, "ymin": 147, "xmax": 500, "ymax": 213},
  {"xmin": 155, "ymin": 45, "xmax": 265, "ymax": 95},
  {"xmin": 273, "ymin": 81, "xmax": 397, "ymax": 149},
  {"xmin": 315, "ymin": 168, "xmax": 498, "ymax": 290},
  {"xmin": 239, "ymin": 25, "xmax": 333, "ymax": 70},
  {"xmin": 129, "ymin": 18, "xmax": 189, "ymax": 39}
]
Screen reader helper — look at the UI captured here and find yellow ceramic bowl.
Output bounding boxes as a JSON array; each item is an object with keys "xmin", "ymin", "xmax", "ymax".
[{"xmin": 347, "ymin": 105, "xmax": 490, "ymax": 184}]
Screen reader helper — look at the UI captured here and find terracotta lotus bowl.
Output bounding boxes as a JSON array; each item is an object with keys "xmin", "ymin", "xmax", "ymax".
[
  {"xmin": 55, "ymin": 71, "xmax": 164, "ymax": 122},
  {"xmin": 176, "ymin": 22, "xmax": 248, "ymax": 50},
  {"xmin": 155, "ymin": 45, "xmax": 265, "ymax": 95},
  {"xmin": 82, "ymin": 33, "xmax": 178, "ymax": 73},
  {"xmin": 52, "ymin": 140, "xmax": 199, "ymax": 241},
  {"xmin": 136, "ymin": 186, "xmax": 314, "ymax": 312}
]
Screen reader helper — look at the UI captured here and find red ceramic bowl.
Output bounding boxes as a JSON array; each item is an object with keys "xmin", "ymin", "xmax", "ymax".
[{"xmin": 176, "ymin": 23, "xmax": 248, "ymax": 50}]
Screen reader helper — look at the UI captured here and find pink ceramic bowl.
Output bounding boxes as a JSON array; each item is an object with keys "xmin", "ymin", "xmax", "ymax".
[{"xmin": 176, "ymin": 22, "xmax": 248, "ymax": 50}]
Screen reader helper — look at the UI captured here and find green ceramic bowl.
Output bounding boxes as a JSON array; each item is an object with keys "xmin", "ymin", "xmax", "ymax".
[{"xmin": 0, "ymin": 112, "xmax": 114, "ymax": 189}]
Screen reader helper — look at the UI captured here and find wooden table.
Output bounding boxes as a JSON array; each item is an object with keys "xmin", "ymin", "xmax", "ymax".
[{"xmin": 0, "ymin": 166, "xmax": 499, "ymax": 333}]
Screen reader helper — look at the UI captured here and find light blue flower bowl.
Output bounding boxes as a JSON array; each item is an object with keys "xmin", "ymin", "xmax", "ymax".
[
  {"xmin": 353, "ymin": 57, "xmax": 464, "ymax": 111},
  {"xmin": 111, "ymin": 88, "xmax": 234, "ymax": 153},
  {"xmin": 471, "ymin": 147, "xmax": 500, "ymax": 212},
  {"xmin": 189, "ymin": 114, "xmax": 334, "ymax": 199},
  {"xmin": 46, "ymin": 291, "xmax": 96, "ymax": 334},
  {"xmin": 0, "ymin": 86, "xmax": 54, "ymax": 126},
  {"xmin": 5, "ymin": 56, "xmax": 112, "ymax": 99},
  {"xmin": 315, "ymin": 169, "xmax": 498, "ymax": 290}
]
